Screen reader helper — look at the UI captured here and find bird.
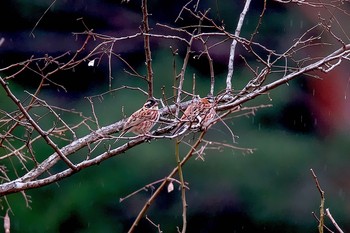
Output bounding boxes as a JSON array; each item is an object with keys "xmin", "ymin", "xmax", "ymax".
[
  {"xmin": 172, "ymin": 96, "xmax": 216, "ymax": 135},
  {"xmin": 116, "ymin": 98, "xmax": 160, "ymax": 141}
]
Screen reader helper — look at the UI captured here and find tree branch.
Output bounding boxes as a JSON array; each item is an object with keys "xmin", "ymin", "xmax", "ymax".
[
  {"xmin": 128, "ymin": 131, "xmax": 206, "ymax": 233},
  {"xmin": 142, "ymin": 0, "xmax": 154, "ymax": 98},
  {"xmin": 226, "ymin": 0, "xmax": 251, "ymax": 94}
]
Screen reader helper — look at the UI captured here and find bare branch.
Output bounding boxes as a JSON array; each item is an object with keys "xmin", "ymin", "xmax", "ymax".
[
  {"xmin": 310, "ymin": 169, "xmax": 325, "ymax": 233},
  {"xmin": 128, "ymin": 131, "xmax": 206, "ymax": 233},
  {"xmin": 226, "ymin": 0, "xmax": 251, "ymax": 94},
  {"xmin": 1, "ymin": 1, "xmax": 350, "ymax": 231},
  {"xmin": 0, "ymin": 77, "xmax": 77, "ymax": 171},
  {"xmin": 326, "ymin": 208, "xmax": 344, "ymax": 233},
  {"xmin": 142, "ymin": 0, "xmax": 154, "ymax": 98}
]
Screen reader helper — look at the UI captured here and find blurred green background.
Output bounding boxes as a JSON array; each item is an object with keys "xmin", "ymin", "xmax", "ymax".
[{"xmin": 1, "ymin": 0, "xmax": 350, "ymax": 232}]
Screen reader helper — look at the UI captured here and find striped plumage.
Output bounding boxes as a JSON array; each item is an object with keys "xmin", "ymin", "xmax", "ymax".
[
  {"xmin": 119, "ymin": 98, "xmax": 160, "ymax": 138},
  {"xmin": 173, "ymin": 97, "xmax": 216, "ymax": 135}
]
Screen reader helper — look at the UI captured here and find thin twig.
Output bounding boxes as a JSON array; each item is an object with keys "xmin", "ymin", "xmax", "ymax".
[
  {"xmin": 325, "ymin": 208, "xmax": 344, "ymax": 233},
  {"xmin": 310, "ymin": 169, "xmax": 325, "ymax": 233},
  {"xmin": 175, "ymin": 34, "xmax": 195, "ymax": 116},
  {"xmin": 119, "ymin": 177, "xmax": 189, "ymax": 203},
  {"xmin": 175, "ymin": 139, "xmax": 187, "ymax": 233},
  {"xmin": 128, "ymin": 131, "xmax": 206, "ymax": 233},
  {"xmin": 0, "ymin": 77, "xmax": 77, "ymax": 171},
  {"xmin": 30, "ymin": 0, "xmax": 57, "ymax": 37},
  {"xmin": 142, "ymin": 0, "xmax": 154, "ymax": 98}
]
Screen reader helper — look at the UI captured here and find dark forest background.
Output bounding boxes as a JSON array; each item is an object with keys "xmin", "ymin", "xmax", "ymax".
[{"xmin": 1, "ymin": 1, "xmax": 350, "ymax": 232}]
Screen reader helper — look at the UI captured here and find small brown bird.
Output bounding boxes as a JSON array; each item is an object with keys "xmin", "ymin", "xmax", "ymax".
[
  {"xmin": 117, "ymin": 98, "xmax": 160, "ymax": 140},
  {"xmin": 173, "ymin": 96, "xmax": 216, "ymax": 135}
]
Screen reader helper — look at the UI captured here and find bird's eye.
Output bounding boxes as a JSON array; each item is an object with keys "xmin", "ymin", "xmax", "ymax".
[
  {"xmin": 145, "ymin": 99, "xmax": 157, "ymax": 108},
  {"xmin": 206, "ymin": 97, "xmax": 214, "ymax": 103}
]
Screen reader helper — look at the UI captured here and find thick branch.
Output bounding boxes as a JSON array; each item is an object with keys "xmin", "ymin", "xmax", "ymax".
[
  {"xmin": 0, "ymin": 131, "xmax": 146, "ymax": 195},
  {"xmin": 220, "ymin": 43, "xmax": 350, "ymax": 110},
  {"xmin": 1, "ymin": 43, "xmax": 349, "ymax": 196}
]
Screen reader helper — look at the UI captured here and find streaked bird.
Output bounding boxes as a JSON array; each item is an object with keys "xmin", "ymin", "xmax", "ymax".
[
  {"xmin": 172, "ymin": 96, "xmax": 216, "ymax": 135},
  {"xmin": 117, "ymin": 98, "xmax": 160, "ymax": 140}
]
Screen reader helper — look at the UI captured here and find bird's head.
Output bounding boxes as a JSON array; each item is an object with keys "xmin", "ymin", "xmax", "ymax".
[{"xmin": 144, "ymin": 98, "xmax": 159, "ymax": 110}]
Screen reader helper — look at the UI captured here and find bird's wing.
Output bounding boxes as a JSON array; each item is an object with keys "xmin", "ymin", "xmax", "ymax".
[{"xmin": 123, "ymin": 108, "xmax": 159, "ymax": 131}]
